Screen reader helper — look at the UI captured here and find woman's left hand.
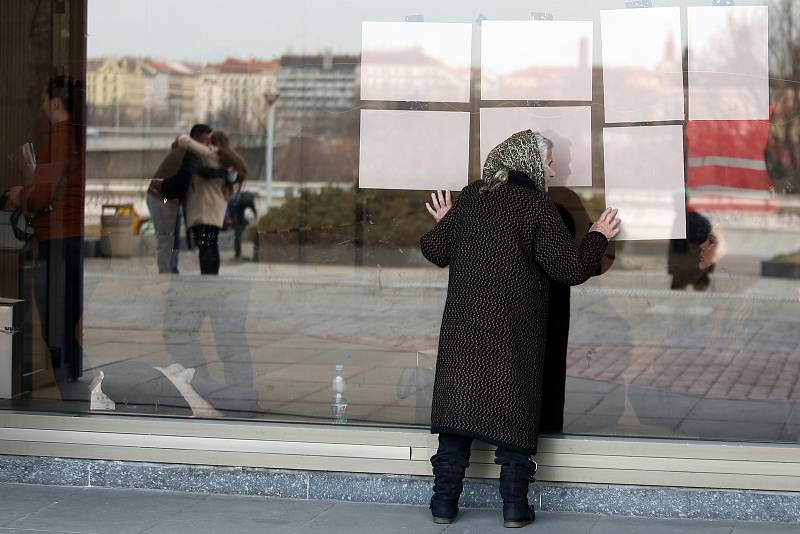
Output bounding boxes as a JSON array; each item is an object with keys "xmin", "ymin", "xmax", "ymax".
[{"xmin": 425, "ymin": 190, "xmax": 452, "ymax": 222}]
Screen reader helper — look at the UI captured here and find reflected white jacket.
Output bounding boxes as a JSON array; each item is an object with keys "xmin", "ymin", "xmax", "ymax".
[{"xmin": 177, "ymin": 135, "xmax": 228, "ymax": 229}]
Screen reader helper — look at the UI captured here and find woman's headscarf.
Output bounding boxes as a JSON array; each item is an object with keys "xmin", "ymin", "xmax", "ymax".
[{"xmin": 480, "ymin": 129, "xmax": 547, "ymax": 194}]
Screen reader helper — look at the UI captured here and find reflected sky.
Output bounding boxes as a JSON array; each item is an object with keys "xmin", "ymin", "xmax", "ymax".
[{"xmin": 88, "ymin": 0, "xmax": 770, "ymax": 62}]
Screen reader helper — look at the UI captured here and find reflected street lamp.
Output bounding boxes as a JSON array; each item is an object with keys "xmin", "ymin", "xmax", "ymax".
[{"xmin": 264, "ymin": 90, "xmax": 280, "ymax": 210}]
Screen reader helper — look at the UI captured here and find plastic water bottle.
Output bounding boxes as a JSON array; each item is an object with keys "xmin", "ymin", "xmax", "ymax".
[{"xmin": 331, "ymin": 363, "xmax": 348, "ymax": 424}]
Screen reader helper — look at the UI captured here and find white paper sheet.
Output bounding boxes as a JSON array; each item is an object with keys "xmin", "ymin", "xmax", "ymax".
[
  {"xmin": 360, "ymin": 22, "xmax": 472, "ymax": 103},
  {"xmin": 603, "ymin": 125, "xmax": 687, "ymax": 241},
  {"xmin": 358, "ymin": 110, "xmax": 470, "ymax": 191},
  {"xmin": 481, "ymin": 21, "xmax": 593, "ymax": 102},
  {"xmin": 688, "ymin": 6, "xmax": 769, "ymax": 120},
  {"xmin": 601, "ymin": 8, "xmax": 684, "ymax": 123},
  {"xmin": 480, "ymin": 107, "xmax": 592, "ymax": 187}
]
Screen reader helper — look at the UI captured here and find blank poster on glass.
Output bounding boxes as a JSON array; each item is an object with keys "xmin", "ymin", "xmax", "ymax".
[
  {"xmin": 360, "ymin": 21, "xmax": 472, "ymax": 103},
  {"xmin": 481, "ymin": 21, "xmax": 593, "ymax": 102},
  {"xmin": 688, "ymin": 6, "xmax": 769, "ymax": 120},
  {"xmin": 359, "ymin": 110, "xmax": 470, "ymax": 191},
  {"xmin": 603, "ymin": 125, "xmax": 686, "ymax": 241},
  {"xmin": 601, "ymin": 7, "xmax": 684, "ymax": 123},
  {"xmin": 480, "ymin": 107, "xmax": 592, "ymax": 187}
]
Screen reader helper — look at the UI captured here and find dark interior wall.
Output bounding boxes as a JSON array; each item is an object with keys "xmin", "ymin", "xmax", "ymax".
[{"xmin": 0, "ymin": 0, "xmax": 86, "ymax": 299}]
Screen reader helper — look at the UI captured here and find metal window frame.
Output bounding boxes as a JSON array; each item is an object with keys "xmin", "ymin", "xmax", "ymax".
[{"xmin": 1, "ymin": 411, "xmax": 798, "ymax": 492}]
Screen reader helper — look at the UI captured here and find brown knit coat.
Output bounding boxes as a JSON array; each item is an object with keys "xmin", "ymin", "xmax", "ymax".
[{"xmin": 420, "ymin": 177, "xmax": 608, "ymax": 454}]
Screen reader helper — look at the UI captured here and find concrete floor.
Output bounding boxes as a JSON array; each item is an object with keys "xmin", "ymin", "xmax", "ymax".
[{"xmin": 0, "ymin": 483, "xmax": 797, "ymax": 534}]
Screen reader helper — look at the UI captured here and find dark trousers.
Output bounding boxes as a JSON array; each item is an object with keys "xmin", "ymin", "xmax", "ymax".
[
  {"xmin": 540, "ymin": 281, "xmax": 570, "ymax": 433},
  {"xmin": 191, "ymin": 225, "xmax": 220, "ymax": 275},
  {"xmin": 172, "ymin": 204, "xmax": 182, "ymax": 273},
  {"xmin": 233, "ymin": 224, "xmax": 245, "ymax": 259},
  {"xmin": 33, "ymin": 237, "xmax": 84, "ymax": 392},
  {"xmin": 432, "ymin": 433, "xmax": 537, "ymax": 473}
]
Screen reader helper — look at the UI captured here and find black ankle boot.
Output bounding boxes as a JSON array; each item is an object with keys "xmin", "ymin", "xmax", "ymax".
[
  {"xmin": 430, "ymin": 463, "xmax": 466, "ymax": 524},
  {"xmin": 499, "ymin": 464, "xmax": 535, "ymax": 528}
]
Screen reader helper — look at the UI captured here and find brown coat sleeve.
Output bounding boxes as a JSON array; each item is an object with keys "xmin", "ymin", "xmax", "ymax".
[
  {"xmin": 152, "ymin": 146, "xmax": 186, "ymax": 180},
  {"xmin": 533, "ymin": 197, "xmax": 608, "ymax": 286},
  {"xmin": 549, "ymin": 187, "xmax": 615, "ymax": 274},
  {"xmin": 419, "ymin": 190, "xmax": 464, "ymax": 268}
]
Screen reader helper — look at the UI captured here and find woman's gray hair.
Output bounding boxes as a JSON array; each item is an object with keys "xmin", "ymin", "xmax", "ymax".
[{"xmin": 536, "ymin": 136, "xmax": 554, "ymax": 163}]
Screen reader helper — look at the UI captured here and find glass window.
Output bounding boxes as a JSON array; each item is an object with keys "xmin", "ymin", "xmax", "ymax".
[{"xmin": 1, "ymin": 0, "xmax": 798, "ymax": 445}]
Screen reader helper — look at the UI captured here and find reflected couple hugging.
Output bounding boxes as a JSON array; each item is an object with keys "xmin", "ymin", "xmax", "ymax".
[
  {"xmin": 148, "ymin": 125, "xmax": 255, "ymax": 415},
  {"xmin": 148, "ymin": 124, "xmax": 249, "ymax": 276}
]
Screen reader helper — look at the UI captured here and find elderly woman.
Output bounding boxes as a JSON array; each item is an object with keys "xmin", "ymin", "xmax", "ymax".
[{"xmin": 420, "ymin": 130, "xmax": 619, "ymax": 528}]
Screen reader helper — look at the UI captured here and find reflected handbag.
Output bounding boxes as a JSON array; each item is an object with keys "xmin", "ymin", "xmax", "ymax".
[{"xmin": 0, "ymin": 205, "xmax": 35, "ymax": 252}]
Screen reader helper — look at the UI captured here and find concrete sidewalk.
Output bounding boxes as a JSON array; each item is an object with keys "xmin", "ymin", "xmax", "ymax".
[{"xmin": 0, "ymin": 483, "xmax": 796, "ymax": 534}]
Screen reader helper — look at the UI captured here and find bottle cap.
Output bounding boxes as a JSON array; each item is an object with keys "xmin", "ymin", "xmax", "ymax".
[{"xmin": 335, "ymin": 364, "xmax": 344, "ymax": 372}]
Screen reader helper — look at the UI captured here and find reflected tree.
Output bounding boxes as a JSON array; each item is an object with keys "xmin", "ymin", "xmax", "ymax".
[{"xmin": 766, "ymin": 0, "xmax": 800, "ymax": 195}]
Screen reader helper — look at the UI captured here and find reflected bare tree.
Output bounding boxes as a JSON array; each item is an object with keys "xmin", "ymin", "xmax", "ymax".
[
  {"xmin": 769, "ymin": 0, "xmax": 800, "ymax": 81},
  {"xmin": 766, "ymin": 0, "xmax": 800, "ymax": 195}
]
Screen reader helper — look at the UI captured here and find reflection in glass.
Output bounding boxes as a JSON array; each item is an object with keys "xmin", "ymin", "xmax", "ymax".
[
  {"xmin": 687, "ymin": 120, "xmax": 772, "ymax": 194},
  {"xmin": 689, "ymin": 6, "xmax": 769, "ymax": 120},
  {"xmin": 480, "ymin": 106, "xmax": 592, "ymax": 187},
  {"xmin": 1, "ymin": 0, "xmax": 798, "ymax": 446},
  {"xmin": 600, "ymin": 7, "xmax": 684, "ymax": 124},
  {"xmin": 603, "ymin": 125, "xmax": 686, "ymax": 241},
  {"xmin": 360, "ymin": 22, "xmax": 472, "ymax": 103},
  {"xmin": 358, "ymin": 109, "xmax": 470, "ymax": 191},
  {"xmin": 481, "ymin": 20, "xmax": 593, "ymax": 102}
]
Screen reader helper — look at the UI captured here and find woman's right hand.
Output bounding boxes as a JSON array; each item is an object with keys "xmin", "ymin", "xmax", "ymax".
[
  {"xmin": 425, "ymin": 190, "xmax": 452, "ymax": 222},
  {"xmin": 590, "ymin": 207, "xmax": 621, "ymax": 241}
]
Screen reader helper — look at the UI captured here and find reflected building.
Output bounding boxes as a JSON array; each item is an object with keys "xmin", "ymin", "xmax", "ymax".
[
  {"xmin": 87, "ymin": 57, "xmax": 197, "ymax": 127},
  {"xmin": 197, "ymin": 58, "xmax": 279, "ymax": 134},
  {"xmin": 275, "ymin": 53, "xmax": 360, "ymax": 147}
]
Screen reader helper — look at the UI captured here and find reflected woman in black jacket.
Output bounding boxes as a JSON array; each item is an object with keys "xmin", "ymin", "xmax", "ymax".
[{"xmin": 539, "ymin": 186, "xmax": 615, "ymax": 433}]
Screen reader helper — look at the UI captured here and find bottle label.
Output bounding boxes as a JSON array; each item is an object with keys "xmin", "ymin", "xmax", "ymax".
[{"xmin": 331, "ymin": 403, "xmax": 348, "ymax": 423}]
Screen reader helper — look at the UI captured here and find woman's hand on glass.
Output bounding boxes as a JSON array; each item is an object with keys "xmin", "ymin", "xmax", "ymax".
[
  {"xmin": 590, "ymin": 207, "xmax": 621, "ymax": 241},
  {"xmin": 425, "ymin": 190, "xmax": 452, "ymax": 223}
]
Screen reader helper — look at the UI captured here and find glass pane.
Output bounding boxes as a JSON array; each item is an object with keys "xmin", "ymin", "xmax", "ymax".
[{"xmin": 0, "ymin": 0, "xmax": 798, "ymax": 447}]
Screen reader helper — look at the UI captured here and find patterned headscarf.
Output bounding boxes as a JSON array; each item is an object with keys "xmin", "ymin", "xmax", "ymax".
[{"xmin": 481, "ymin": 130, "xmax": 547, "ymax": 194}]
